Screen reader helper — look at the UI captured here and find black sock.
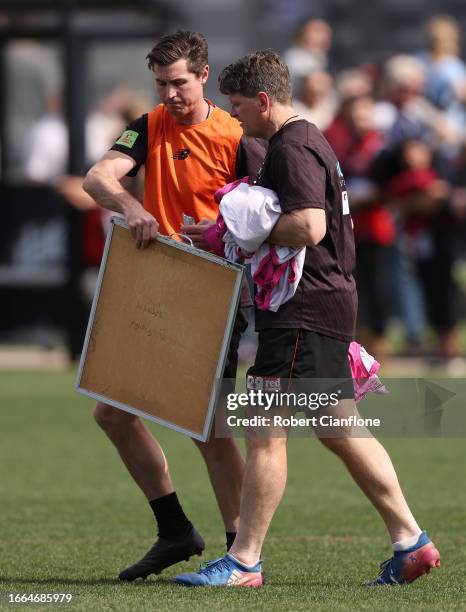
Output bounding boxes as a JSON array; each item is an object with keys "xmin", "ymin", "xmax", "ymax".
[
  {"xmin": 226, "ymin": 531, "xmax": 236, "ymax": 550},
  {"xmin": 149, "ymin": 492, "xmax": 193, "ymax": 541}
]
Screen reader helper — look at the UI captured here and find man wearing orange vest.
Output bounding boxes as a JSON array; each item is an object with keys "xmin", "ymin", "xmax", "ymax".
[{"xmin": 83, "ymin": 30, "xmax": 264, "ymax": 581}]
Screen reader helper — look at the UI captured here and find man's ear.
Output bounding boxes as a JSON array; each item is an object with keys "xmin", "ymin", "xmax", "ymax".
[
  {"xmin": 200, "ymin": 65, "xmax": 209, "ymax": 84},
  {"xmin": 257, "ymin": 91, "xmax": 270, "ymax": 113}
]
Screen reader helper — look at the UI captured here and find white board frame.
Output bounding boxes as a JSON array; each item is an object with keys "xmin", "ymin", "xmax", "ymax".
[{"xmin": 75, "ymin": 216, "xmax": 244, "ymax": 442}]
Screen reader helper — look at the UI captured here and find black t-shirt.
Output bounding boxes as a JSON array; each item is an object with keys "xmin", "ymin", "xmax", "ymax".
[
  {"xmin": 254, "ymin": 120, "xmax": 357, "ymax": 342},
  {"xmin": 110, "ymin": 113, "xmax": 266, "ymax": 179}
]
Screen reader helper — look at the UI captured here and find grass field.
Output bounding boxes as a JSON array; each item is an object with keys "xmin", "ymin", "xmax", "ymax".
[{"xmin": 1, "ymin": 370, "xmax": 465, "ymax": 611}]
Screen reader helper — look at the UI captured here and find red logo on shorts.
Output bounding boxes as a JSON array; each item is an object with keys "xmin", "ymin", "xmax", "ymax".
[{"xmin": 247, "ymin": 375, "xmax": 281, "ymax": 391}]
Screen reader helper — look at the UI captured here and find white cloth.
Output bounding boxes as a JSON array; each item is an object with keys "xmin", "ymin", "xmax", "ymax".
[
  {"xmin": 220, "ymin": 182, "xmax": 282, "ymax": 254},
  {"xmin": 219, "ymin": 183, "xmax": 305, "ymax": 312}
]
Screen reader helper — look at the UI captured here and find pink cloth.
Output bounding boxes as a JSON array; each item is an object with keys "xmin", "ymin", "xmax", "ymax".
[
  {"xmin": 207, "ymin": 179, "xmax": 303, "ymax": 311},
  {"xmin": 203, "ymin": 177, "xmax": 251, "ymax": 256},
  {"xmin": 253, "ymin": 246, "xmax": 289, "ymax": 310},
  {"xmin": 205, "ymin": 223, "xmax": 300, "ymax": 311},
  {"xmin": 348, "ymin": 341, "xmax": 388, "ymax": 402},
  {"xmin": 202, "ymin": 216, "xmax": 227, "ymax": 257},
  {"xmin": 214, "ymin": 176, "xmax": 250, "ymax": 204}
]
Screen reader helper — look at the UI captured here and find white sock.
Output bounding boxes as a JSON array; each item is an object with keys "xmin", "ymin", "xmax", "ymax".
[
  {"xmin": 228, "ymin": 552, "xmax": 258, "ymax": 569},
  {"xmin": 392, "ymin": 530, "xmax": 423, "ymax": 552}
]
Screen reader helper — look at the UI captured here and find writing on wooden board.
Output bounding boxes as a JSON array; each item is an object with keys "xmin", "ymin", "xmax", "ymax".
[{"xmin": 77, "ymin": 220, "xmax": 243, "ymax": 441}]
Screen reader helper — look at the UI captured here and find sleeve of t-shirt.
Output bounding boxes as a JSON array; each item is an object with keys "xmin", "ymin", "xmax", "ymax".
[
  {"xmin": 109, "ymin": 114, "xmax": 148, "ymax": 177},
  {"xmin": 271, "ymin": 144, "xmax": 326, "ymax": 212},
  {"xmin": 235, "ymin": 136, "xmax": 267, "ymax": 179}
]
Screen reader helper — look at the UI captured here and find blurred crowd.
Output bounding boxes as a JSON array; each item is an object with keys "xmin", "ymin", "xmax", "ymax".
[
  {"xmin": 9, "ymin": 14, "xmax": 466, "ymax": 362},
  {"xmin": 285, "ymin": 15, "xmax": 466, "ymax": 361}
]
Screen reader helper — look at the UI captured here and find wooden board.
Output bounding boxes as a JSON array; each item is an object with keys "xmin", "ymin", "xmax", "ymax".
[{"xmin": 75, "ymin": 217, "xmax": 243, "ymax": 441}]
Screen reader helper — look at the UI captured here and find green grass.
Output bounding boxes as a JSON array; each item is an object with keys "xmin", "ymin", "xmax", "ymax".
[{"xmin": 0, "ymin": 371, "xmax": 465, "ymax": 611}]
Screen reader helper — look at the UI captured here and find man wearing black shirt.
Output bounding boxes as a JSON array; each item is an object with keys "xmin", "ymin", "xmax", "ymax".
[{"xmin": 176, "ymin": 51, "xmax": 440, "ymax": 588}]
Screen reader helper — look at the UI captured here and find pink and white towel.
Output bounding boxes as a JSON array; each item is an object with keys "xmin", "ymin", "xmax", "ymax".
[
  {"xmin": 204, "ymin": 180, "xmax": 305, "ymax": 312},
  {"xmin": 348, "ymin": 341, "xmax": 388, "ymax": 403}
]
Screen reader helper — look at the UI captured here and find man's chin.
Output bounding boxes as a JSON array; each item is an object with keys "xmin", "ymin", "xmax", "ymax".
[{"xmin": 166, "ymin": 104, "xmax": 187, "ymax": 117}]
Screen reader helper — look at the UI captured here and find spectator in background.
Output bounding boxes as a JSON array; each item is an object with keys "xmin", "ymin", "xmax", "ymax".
[
  {"xmin": 325, "ymin": 95, "xmax": 394, "ymax": 358},
  {"xmin": 370, "ymin": 57, "xmax": 437, "ymax": 351},
  {"xmin": 85, "ymin": 86, "xmax": 140, "ymax": 168},
  {"xmin": 24, "ymin": 87, "xmax": 149, "ymax": 359},
  {"xmin": 25, "ymin": 86, "xmax": 149, "ymax": 241},
  {"xmin": 283, "ymin": 18, "xmax": 332, "ymax": 92},
  {"xmin": 292, "ymin": 70, "xmax": 338, "ymax": 130},
  {"xmin": 55, "ymin": 89, "xmax": 149, "ymax": 301},
  {"xmin": 418, "ymin": 15, "xmax": 466, "ymax": 141},
  {"xmin": 381, "ymin": 54, "xmax": 458, "ymax": 149},
  {"xmin": 25, "ymin": 95, "xmax": 68, "ymax": 182},
  {"xmin": 385, "ymin": 140, "xmax": 459, "ymax": 358},
  {"xmin": 371, "ymin": 54, "xmax": 461, "ymax": 358},
  {"xmin": 325, "ymin": 68, "xmax": 376, "ymax": 162},
  {"xmin": 25, "ymin": 86, "xmax": 148, "ymax": 183},
  {"xmin": 336, "ymin": 68, "xmax": 373, "ymax": 100},
  {"xmin": 56, "ymin": 89, "xmax": 149, "ymax": 209},
  {"xmin": 334, "ymin": 66, "xmax": 399, "ymax": 133},
  {"xmin": 5, "ymin": 40, "xmax": 60, "ymax": 179}
]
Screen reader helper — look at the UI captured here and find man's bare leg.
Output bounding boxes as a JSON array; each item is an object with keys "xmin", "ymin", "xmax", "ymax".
[
  {"xmin": 94, "ymin": 402, "xmax": 174, "ymax": 499},
  {"xmin": 194, "ymin": 436, "xmax": 245, "ymax": 532},
  {"xmin": 227, "ymin": 401, "xmax": 422, "ymax": 564},
  {"xmin": 95, "ymin": 402, "xmax": 245, "ymax": 534},
  {"xmin": 229, "ymin": 435, "xmax": 288, "ymax": 566},
  {"xmin": 94, "ymin": 402, "xmax": 205, "ymax": 581},
  {"xmin": 319, "ymin": 433, "xmax": 421, "ymax": 542},
  {"xmin": 315, "ymin": 399, "xmax": 421, "ymax": 543},
  {"xmin": 314, "ymin": 398, "xmax": 441, "ymax": 584}
]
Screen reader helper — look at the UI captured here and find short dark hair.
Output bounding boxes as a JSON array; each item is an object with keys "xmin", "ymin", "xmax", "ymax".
[
  {"xmin": 218, "ymin": 50, "xmax": 292, "ymax": 104},
  {"xmin": 147, "ymin": 30, "xmax": 208, "ymax": 76}
]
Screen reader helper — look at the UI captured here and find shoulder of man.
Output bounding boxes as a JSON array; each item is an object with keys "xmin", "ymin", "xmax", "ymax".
[
  {"xmin": 146, "ymin": 103, "xmax": 169, "ymax": 128},
  {"xmin": 113, "ymin": 114, "xmax": 147, "ymax": 148},
  {"xmin": 110, "ymin": 113, "xmax": 148, "ymax": 176},
  {"xmin": 277, "ymin": 121, "xmax": 338, "ymax": 169},
  {"xmin": 209, "ymin": 105, "xmax": 243, "ymax": 138}
]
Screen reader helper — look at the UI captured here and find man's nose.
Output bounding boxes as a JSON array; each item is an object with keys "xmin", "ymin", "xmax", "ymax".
[{"xmin": 166, "ymin": 85, "xmax": 178, "ymax": 99}]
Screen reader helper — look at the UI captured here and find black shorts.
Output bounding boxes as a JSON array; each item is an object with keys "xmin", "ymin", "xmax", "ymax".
[
  {"xmin": 223, "ymin": 307, "xmax": 250, "ymax": 380},
  {"xmin": 247, "ymin": 328, "xmax": 354, "ymax": 399}
]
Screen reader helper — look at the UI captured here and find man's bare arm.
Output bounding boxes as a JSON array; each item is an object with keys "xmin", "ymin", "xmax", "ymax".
[
  {"xmin": 83, "ymin": 151, "xmax": 158, "ymax": 248},
  {"xmin": 268, "ymin": 208, "xmax": 326, "ymax": 248}
]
